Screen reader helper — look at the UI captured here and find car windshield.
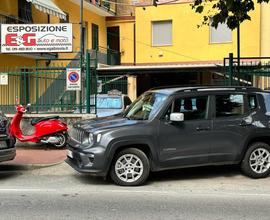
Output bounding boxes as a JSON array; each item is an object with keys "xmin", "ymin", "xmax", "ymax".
[
  {"xmin": 123, "ymin": 92, "xmax": 168, "ymax": 120},
  {"xmin": 91, "ymin": 96, "xmax": 122, "ymax": 109}
]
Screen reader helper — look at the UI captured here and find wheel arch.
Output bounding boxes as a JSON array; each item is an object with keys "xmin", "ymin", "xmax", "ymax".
[
  {"xmin": 241, "ymin": 135, "xmax": 270, "ymax": 161},
  {"xmin": 105, "ymin": 141, "xmax": 156, "ymax": 177}
]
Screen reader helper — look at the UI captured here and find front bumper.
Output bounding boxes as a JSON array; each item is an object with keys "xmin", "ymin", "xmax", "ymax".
[{"xmin": 65, "ymin": 139, "xmax": 108, "ymax": 177}]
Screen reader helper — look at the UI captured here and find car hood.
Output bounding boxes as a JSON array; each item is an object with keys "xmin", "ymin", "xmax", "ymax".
[{"xmin": 74, "ymin": 115, "xmax": 139, "ymax": 132}]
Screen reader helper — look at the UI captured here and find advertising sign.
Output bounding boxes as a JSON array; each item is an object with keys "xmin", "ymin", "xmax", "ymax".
[
  {"xmin": 0, "ymin": 74, "xmax": 8, "ymax": 85},
  {"xmin": 1, "ymin": 24, "xmax": 72, "ymax": 53},
  {"xmin": 66, "ymin": 68, "xmax": 81, "ymax": 91}
]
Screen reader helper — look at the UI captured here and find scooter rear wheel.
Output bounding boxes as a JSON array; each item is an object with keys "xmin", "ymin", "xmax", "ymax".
[{"xmin": 54, "ymin": 133, "xmax": 67, "ymax": 149}]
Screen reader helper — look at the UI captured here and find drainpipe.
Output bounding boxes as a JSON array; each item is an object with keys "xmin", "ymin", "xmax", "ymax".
[
  {"xmin": 133, "ymin": 23, "xmax": 136, "ymax": 65},
  {"xmin": 260, "ymin": 3, "xmax": 270, "ymax": 89}
]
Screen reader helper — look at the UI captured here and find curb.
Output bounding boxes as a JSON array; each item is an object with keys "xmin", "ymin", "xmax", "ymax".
[{"xmin": 5, "ymin": 160, "xmax": 65, "ymax": 170}]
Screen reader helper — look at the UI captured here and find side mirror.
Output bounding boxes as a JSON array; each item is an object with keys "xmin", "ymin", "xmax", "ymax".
[{"xmin": 170, "ymin": 113, "xmax": 184, "ymax": 122}]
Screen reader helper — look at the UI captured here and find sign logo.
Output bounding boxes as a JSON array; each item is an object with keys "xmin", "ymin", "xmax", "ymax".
[
  {"xmin": 6, "ymin": 33, "xmax": 36, "ymax": 46},
  {"xmin": 68, "ymin": 72, "xmax": 79, "ymax": 83}
]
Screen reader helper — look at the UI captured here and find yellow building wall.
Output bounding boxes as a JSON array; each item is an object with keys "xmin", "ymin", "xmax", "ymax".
[
  {"xmin": 51, "ymin": 0, "xmax": 107, "ymax": 61},
  {"xmin": 107, "ymin": 19, "xmax": 135, "ymax": 64},
  {"xmin": 0, "ymin": 0, "xmax": 18, "ymax": 15},
  {"xmin": 135, "ymin": 3, "xmax": 261, "ymax": 64}
]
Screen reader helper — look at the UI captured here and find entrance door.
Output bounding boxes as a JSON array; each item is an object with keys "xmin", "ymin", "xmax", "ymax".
[
  {"xmin": 158, "ymin": 95, "xmax": 212, "ymax": 167},
  {"xmin": 107, "ymin": 26, "xmax": 120, "ymax": 65},
  {"xmin": 92, "ymin": 24, "xmax": 99, "ymax": 50}
]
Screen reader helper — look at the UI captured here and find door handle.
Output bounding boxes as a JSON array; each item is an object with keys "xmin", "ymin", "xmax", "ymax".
[{"xmin": 196, "ymin": 126, "xmax": 210, "ymax": 131}]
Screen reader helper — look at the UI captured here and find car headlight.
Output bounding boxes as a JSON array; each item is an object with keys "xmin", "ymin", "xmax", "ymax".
[{"xmin": 88, "ymin": 133, "xmax": 94, "ymax": 145}]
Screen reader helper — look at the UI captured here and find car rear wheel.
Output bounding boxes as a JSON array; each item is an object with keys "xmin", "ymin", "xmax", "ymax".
[
  {"xmin": 110, "ymin": 148, "xmax": 150, "ymax": 186},
  {"xmin": 241, "ymin": 142, "xmax": 270, "ymax": 178}
]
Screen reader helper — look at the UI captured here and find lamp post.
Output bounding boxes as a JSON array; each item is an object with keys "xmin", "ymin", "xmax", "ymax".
[{"xmin": 78, "ymin": 0, "xmax": 84, "ymax": 112}]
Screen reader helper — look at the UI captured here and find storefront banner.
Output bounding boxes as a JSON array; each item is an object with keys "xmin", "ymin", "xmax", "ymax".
[{"xmin": 1, "ymin": 23, "xmax": 72, "ymax": 53}]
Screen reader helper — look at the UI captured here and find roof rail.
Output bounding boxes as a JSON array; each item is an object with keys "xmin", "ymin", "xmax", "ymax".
[{"xmin": 150, "ymin": 85, "xmax": 262, "ymax": 92}]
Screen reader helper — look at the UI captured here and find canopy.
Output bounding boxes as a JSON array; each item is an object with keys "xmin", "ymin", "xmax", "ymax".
[{"xmin": 26, "ymin": 0, "xmax": 66, "ymax": 20}]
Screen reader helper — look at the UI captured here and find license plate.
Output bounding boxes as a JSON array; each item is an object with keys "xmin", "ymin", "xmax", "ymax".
[
  {"xmin": 67, "ymin": 150, "xmax": 73, "ymax": 158},
  {"xmin": 0, "ymin": 141, "xmax": 7, "ymax": 149}
]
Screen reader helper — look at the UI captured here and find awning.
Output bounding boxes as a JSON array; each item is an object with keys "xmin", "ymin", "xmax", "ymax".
[{"xmin": 26, "ymin": 0, "xmax": 66, "ymax": 20}]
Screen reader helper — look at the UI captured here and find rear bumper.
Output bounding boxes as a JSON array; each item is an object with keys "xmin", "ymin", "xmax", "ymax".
[{"xmin": 0, "ymin": 148, "xmax": 16, "ymax": 162}]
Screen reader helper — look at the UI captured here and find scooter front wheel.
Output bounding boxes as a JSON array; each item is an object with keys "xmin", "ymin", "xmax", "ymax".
[{"xmin": 53, "ymin": 133, "xmax": 67, "ymax": 149}]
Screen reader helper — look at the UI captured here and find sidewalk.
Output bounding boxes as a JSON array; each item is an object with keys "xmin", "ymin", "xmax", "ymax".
[{"xmin": 5, "ymin": 146, "xmax": 67, "ymax": 166}]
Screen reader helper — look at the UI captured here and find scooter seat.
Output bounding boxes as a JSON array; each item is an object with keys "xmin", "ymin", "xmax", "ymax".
[{"xmin": 31, "ymin": 116, "xmax": 60, "ymax": 126}]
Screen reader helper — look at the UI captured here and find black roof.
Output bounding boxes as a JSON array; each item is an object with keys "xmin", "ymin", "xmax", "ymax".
[{"xmin": 149, "ymin": 86, "xmax": 263, "ymax": 95}]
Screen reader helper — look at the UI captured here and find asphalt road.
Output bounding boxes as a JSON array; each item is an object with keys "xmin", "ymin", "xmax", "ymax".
[{"xmin": 0, "ymin": 163, "xmax": 270, "ymax": 220}]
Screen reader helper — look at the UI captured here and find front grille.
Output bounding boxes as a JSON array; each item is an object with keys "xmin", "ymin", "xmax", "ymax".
[{"xmin": 69, "ymin": 127, "xmax": 87, "ymax": 144}]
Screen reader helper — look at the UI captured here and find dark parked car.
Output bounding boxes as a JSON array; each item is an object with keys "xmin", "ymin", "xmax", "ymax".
[
  {"xmin": 66, "ymin": 86, "xmax": 270, "ymax": 186},
  {"xmin": 0, "ymin": 111, "xmax": 16, "ymax": 163}
]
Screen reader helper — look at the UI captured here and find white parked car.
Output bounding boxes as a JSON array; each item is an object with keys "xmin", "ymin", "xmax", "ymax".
[{"xmin": 74, "ymin": 91, "xmax": 132, "ymax": 117}]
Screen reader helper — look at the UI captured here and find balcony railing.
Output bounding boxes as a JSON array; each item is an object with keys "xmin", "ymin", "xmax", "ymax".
[
  {"xmin": 85, "ymin": 0, "xmax": 116, "ymax": 14},
  {"xmin": 88, "ymin": 47, "xmax": 120, "ymax": 66}
]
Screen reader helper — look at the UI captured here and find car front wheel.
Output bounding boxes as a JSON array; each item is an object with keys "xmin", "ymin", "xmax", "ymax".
[
  {"xmin": 110, "ymin": 148, "xmax": 150, "ymax": 186},
  {"xmin": 241, "ymin": 142, "xmax": 270, "ymax": 178}
]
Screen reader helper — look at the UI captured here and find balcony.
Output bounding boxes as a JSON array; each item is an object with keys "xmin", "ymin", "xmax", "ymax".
[
  {"xmin": 0, "ymin": 13, "xmax": 58, "ymax": 59},
  {"xmin": 70, "ymin": 0, "xmax": 116, "ymax": 17},
  {"xmin": 88, "ymin": 46, "xmax": 120, "ymax": 66}
]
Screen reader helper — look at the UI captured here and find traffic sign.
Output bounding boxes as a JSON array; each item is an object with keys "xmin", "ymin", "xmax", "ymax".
[{"xmin": 66, "ymin": 68, "xmax": 81, "ymax": 91}]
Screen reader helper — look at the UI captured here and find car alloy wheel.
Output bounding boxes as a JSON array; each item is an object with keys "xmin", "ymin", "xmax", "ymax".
[
  {"xmin": 110, "ymin": 148, "xmax": 150, "ymax": 186},
  {"xmin": 115, "ymin": 154, "xmax": 144, "ymax": 183},
  {"xmin": 241, "ymin": 142, "xmax": 270, "ymax": 178},
  {"xmin": 249, "ymin": 148, "xmax": 270, "ymax": 174}
]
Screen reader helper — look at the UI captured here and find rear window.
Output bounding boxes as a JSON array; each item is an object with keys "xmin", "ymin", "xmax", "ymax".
[
  {"xmin": 215, "ymin": 94, "xmax": 244, "ymax": 117},
  {"xmin": 91, "ymin": 97, "xmax": 122, "ymax": 109},
  {"xmin": 262, "ymin": 93, "xmax": 270, "ymax": 114}
]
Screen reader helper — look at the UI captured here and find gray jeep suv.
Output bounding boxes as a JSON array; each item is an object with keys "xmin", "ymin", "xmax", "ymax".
[{"xmin": 66, "ymin": 86, "xmax": 270, "ymax": 186}]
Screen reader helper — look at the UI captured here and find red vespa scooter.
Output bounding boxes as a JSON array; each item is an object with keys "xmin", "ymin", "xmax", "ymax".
[{"xmin": 9, "ymin": 104, "xmax": 68, "ymax": 148}]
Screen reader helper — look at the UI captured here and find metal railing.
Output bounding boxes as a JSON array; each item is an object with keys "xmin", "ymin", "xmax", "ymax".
[
  {"xmin": 89, "ymin": 47, "xmax": 120, "ymax": 66},
  {"xmin": 86, "ymin": 0, "xmax": 116, "ymax": 14}
]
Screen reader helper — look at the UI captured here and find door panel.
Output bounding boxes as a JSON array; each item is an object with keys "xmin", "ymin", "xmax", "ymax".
[
  {"xmin": 209, "ymin": 93, "xmax": 253, "ymax": 163},
  {"xmin": 158, "ymin": 95, "xmax": 212, "ymax": 167}
]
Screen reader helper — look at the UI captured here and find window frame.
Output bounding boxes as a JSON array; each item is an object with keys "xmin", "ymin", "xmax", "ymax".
[
  {"xmin": 151, "ymin": 20, "xmax": 173, "ymax": 47},
  {"xmin": 213, "ymin": 92, "xmax": 249, "ymax": 119},
  {"xmin": 209, "ymin": 22, "xmax": 232, "ymax": 44},
  {"xmin": 160, "ymin": 94, "xmax": 211, "ymax": 121}
]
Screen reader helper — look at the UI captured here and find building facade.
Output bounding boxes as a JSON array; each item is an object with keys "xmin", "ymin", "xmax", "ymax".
[{"xmin": 0, "ymin": 0, "xmax": 269, "ymax": 112}]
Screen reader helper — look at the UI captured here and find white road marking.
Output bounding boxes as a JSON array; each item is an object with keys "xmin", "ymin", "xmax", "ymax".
[{"xmin": 0, "ymin": 188, "xmax": 270, "ymax": 198}]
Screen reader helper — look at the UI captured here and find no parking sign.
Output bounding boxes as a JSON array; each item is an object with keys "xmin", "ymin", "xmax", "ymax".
[{"xmin": 66, "ymin": 68, "xmax": 81, "ymax": 91}]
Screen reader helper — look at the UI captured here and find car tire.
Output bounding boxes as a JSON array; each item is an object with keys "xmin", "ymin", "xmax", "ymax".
[
  {"xmin": 110, "ymin": 148, "xmax": 150, "ymax": 186},
  {"xmin": 241, "ymin": 142, "xmax": 270, "ymax": 178}
]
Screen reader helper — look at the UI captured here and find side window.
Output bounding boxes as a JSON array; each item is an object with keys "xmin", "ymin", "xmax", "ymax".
[
  {"xmin": 248, "ymin": 94, "xmax": 257, "ymax": 111},
  {"xmin": 216, "ymin": 94, "xmax": 244, "ymax": 117},
  {"xmin": 164, "ymin": 96, "xmax": 208, "ymax": 120}
]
